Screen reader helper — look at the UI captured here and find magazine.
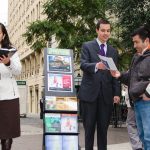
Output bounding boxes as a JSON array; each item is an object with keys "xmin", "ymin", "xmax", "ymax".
[
  {"xmin": 47, "ymin": 55, "xmax": 72, "ymax": 73},
  {"xmin": 45, "ymin": 113, "xmax": 61, "ymax": 133},
  {"xmin": 47, "ymin": 73, "xmax": 73, "ymax": 92},
  {"xmin": 0, "ymin": 48, "xmax": 17, "ymax": 57},
  {"xmin": 45, "ymin": 96, "xmax": 77, "ymax": 111},
  {"xmin": 62, "ymin": 135, "xmax": 78, "ymax": 150},
  {"xmin": 61, "ymin": 114, "xmax": 78, "ymax": 133},
  {"xmin": 45, "ymin": 135, "xmax": 62, "ymax": 150},
  {"xmin": 45, "ymin": 135, "xmax": 78, "ymax": 150}
]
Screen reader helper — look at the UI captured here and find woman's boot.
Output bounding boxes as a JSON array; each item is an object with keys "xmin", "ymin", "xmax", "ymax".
[{"xmin": 1, "ymin": 139, "xmax": 13, "ymax": 150}]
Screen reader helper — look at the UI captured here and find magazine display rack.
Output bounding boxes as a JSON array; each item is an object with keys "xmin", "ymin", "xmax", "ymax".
[{"xmin": 43, "ymin": 48, "xmax": 78, "ymax": 150}]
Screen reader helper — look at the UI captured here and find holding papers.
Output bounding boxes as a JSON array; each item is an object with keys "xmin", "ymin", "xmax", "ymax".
[
  {"xmin": 98, "ymin": 55, "xmax": 118, "ymax": 71},
  {"xmin": 0, "ymin": 48, "xmax": 17, "ymax": 57}
]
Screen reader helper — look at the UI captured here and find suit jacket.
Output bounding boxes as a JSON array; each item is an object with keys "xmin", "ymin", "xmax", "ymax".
[{"xmin": 78, "ymin": 39, "xmax": 120, "ymax": 104}]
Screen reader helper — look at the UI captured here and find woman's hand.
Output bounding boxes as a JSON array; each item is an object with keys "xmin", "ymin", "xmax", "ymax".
[{"xmin": 0, "ymin": 55, "xmax": 10, "ymax": 65}]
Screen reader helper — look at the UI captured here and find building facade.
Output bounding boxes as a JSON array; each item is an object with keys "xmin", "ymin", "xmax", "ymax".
[
  {"xmin": 8, "ymin": 0, "xmax": 81, "ymax": 115},
  {"xmin": 8, "ymin": 0, "xmax": 47, "ymax": 114}
]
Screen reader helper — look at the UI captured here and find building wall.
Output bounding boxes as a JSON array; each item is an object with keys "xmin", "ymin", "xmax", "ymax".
[
  {"xmin": 8, "ymin": 0, "xmax": 81, "ymax": 115},
  {"xmin": 8, "ymin": 0, "xmax": 46, "ymax": 114}
]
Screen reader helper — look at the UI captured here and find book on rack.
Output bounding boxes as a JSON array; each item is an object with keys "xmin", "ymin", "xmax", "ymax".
[
  {"xmin": 0, "ymin": 48, "xmax": 17, "ymax": 57},
  {"xmin": 61, "ymin": 114, "xmax": 78, "ymax": 133},
  {"xmin": 45, "ymin": 113, "xmax": 61, "ymax": 133}
]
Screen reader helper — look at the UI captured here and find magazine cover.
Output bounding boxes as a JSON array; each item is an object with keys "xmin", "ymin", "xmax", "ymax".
[
  {"xmin": 45, "ymin": 113, "xmax": 61, "ymax": 133},
  {"xmin": 45, "ymin": 135, "xmax": 62, "ymax": 150},
  {"xmin": 62, "ymin": 135, "xmax": 78, "ymax": 150},
  {"xmin": 47, "ymin": 55, "xmax": 72, "ymax": 73},
  {"xmin": 45, "ymin": 96, "xmax": 77, "ymax": 111},
  {"xmin": 47, "ymin": 73, "xmax": 72, "ymax": 92},
  {"xmin": 55, "ymin": 97, "xmax": 77, "ymax": 111},
  {"xmin": 61, "ymin": 114, "xmax": 78, "ymax": 133},
  {"xmin": 45, "ymin": 96, "xmax": 56, "ymax": 110}
]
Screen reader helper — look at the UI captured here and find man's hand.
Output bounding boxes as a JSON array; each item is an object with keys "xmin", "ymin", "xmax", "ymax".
[
  {"xmin": 143, "ymin": 94, "xmax": 150, "ymax": 101},
  {"xmin": 0, "ymin": 55, "xmax": 10, "ymax": 65},
  {"xmin": 110, "ymin": 70, "xmax": 121, "ymax": 78},
  {"xmin": 113, "ymin": 96, "xmax": 120, "ymax": 103},
  {"xmin": 96, "ymin": 62, "xmax": 106, "ymax": 70}
]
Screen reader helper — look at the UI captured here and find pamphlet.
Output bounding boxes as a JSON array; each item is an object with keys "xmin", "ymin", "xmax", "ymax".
[{"xmin": 98, "ymin": 55, "xmax": 118, "ymax": 71}]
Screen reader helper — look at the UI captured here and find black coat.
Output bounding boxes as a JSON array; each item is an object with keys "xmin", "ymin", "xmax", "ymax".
[{"xmin": 78, "ymin": 39, "xmax": 120, "ymax": 104}]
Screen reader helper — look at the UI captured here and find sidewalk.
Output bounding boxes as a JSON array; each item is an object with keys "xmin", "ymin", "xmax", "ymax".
[
  {"xmin": 8, "ymin": 114, "xmax": 132, "ymax": 150},
  {"xmin": 81, "ymin": 143, "xmax": 132, "ymax": 150}
]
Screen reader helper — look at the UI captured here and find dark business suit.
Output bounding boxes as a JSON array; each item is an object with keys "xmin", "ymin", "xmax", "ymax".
[{"xmin": 78, "ymin": 39, "xmax": 120, "ymax": 150}]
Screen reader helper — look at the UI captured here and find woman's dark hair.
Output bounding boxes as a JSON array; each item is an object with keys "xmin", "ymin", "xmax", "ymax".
[
  {"xmin": 0, "ymin": 23, "xmax": 12, "ymax": 48},
  {"xmin": 131, "ymin": 23, "xmax": 150, "ymax": 42},
  {"xmin": 96, "ymin": 19, "xmax": 110, "ymax": 30}
]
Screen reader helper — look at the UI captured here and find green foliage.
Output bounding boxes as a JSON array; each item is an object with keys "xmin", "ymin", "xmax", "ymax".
[
  {"xmin": 23, "ymin": 0, "xmax": 110, "ymax": 60},
  {"xmin": 108, "ymin": 0, "xmax": 150, "ymax": 50},
  {"xmin": 107, "ymin": 0, "xmax": 150, "ymax": 70}
]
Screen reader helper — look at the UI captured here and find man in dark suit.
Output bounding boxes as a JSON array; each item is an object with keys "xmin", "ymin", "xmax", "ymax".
[{"xmin": 78, "ymin": 19, "xmax": 120, "ymax": 150}]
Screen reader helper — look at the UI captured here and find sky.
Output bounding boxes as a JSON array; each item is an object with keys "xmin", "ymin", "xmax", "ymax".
[{"xmin": 0, "ymin": 0, "xmax": 8, "ymax": 25}]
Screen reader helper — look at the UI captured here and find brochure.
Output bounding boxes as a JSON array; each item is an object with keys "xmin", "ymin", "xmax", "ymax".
[{"xmin": 98, "ymin": 55, "xmax": 118, "ymax": 71}]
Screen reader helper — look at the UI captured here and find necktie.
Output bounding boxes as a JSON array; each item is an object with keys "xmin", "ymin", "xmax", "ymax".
[{"xmin": 99, "ymin": 44, "xmax": 105, "ymax": 56}]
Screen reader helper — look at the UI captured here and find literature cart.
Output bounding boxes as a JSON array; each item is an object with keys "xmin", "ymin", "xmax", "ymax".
[{"xmin": 43, "ymin": 48, "xmax": 79, "ymax": 150}]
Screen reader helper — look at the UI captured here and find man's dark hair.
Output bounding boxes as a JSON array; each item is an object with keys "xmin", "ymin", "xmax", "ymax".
[
  {"xmin": 131, "ymin": 24, "xmax": 150, "ymax": 42},
  {"xmin": 96, "ymin": 19, "xmax": 110, "ymax": 30}
]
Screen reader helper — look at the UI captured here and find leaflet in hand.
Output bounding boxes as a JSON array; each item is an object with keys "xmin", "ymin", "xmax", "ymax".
[
  {"xmin": 0, "ymin": 48, "xmax": 17, "ymax": 57},
  {"xmin": 98, "ymin": 55, "xmax": 118, "ymax": 71},
  {"xmin": 146, "ymin": 83, "xmax": 150, "ymax": 95}
]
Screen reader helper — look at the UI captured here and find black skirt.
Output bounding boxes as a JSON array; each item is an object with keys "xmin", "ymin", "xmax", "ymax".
[{"xmin": 0, "ymin": 98, "xmax": 20, "ymax": 139}]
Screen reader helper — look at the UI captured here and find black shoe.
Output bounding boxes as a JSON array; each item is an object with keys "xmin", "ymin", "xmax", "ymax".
[{"xmin": 1, "ymin": 139, "xmax": 12, "ymax": 150}]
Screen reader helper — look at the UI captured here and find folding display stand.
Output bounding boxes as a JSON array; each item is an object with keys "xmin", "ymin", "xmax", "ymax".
[{"xmin": 43, "ymin": 48, "xmax": 79, "ymax": 150}]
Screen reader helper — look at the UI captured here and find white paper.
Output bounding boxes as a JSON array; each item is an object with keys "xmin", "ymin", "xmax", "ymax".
[
  {"xmin": 146, "ymin": 83, "xmax": 150, "ymax": 95},
  {"xmin": 98, "ymin": 55, "xmax": 118, "ymax": 71}
]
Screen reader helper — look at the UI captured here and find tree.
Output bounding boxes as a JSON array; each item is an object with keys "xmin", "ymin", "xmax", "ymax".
[
  {"xmin": 106, "ymin": 0, "xmax": 150, "ymax": 70},
  {"xmin": 108, "ymin": 0, "xmax": 150, "ymax": 50},
  {"xmin": 23, "ymin": 0, "xmax": 114, "ymax": 61}
]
